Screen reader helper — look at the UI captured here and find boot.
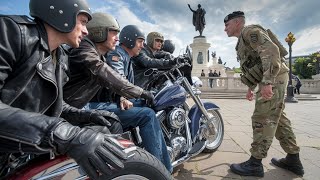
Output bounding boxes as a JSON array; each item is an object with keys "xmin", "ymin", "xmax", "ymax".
[
  {"xmin": 271, "ymin": 153, "xmax": 304, "ymax": 176},
  {"xmin": 230, "ymin": 156, "xmax": 264, "ymax": 177}
]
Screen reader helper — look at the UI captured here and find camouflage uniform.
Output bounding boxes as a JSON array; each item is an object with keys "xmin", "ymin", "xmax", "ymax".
[{"xmin": 237, "ymin": 25, "xmax": 300, "ymax": 159}]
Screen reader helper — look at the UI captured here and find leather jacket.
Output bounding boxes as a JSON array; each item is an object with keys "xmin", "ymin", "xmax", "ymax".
[
  {"xmin": 0, "ymin": 15, "xmax": 68, "ymax": 153},
  {"xmin": 63, "ymin": 38, "xmax": 143, "ymax": 108},
  {"xmin": 131, "ymin": 44, "xmax": 176, "ymax": 88}
]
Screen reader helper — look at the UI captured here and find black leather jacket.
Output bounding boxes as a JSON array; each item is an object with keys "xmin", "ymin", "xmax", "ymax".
[
  {"xmin": 0, "ymin": 15, "xmax": 70, "ymax": 153},
  {"xmin": 131, "ymin": 45, "xmax": 176, "ymax": 88},
  {"xmin": 63, "ymin": 38, "xmax": 143, "ymax": 108}
]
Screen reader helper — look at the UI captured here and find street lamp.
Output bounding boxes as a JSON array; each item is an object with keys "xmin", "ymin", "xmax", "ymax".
[{"xmin": 285, "ymin": 32, "xmax": 298, "ymax": 103}]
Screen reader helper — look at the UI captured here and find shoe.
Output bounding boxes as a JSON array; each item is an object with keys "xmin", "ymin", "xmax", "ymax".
[
  {"xmin": 230, "ymin": 156, "xmax": 264, "ymax": 177},
  {"xmin": 271, "ymin": 153, "xmax": 304, "ymax": 176}
]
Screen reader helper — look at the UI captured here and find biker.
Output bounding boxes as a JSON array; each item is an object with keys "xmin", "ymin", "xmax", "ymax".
[
  {"xmin": 105, "ymin": 25, "xmax": 172, "ymax": 172},
  {"xmin": 0, "ymin": 1, "xmax": 127, "ymax": 179},
  {"xmin": 63, "ymin": 15, "xmax": 172, "ymax": 173},
  {"xmin": 161, "ymin": 39, "xmax": 176, "ymax": 54},
  {"xmin": 161, "ymin": 39, "xmax": 193, "ymax": 85},
  {"xmin": 131, "ymin": 32, "xmax": 178, "ymax": 88}
]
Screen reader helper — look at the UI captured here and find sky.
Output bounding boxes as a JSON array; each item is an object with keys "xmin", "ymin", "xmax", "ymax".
[{"xmin": 1, "ymin": 0, "xmax": 319, "ymax": 68}]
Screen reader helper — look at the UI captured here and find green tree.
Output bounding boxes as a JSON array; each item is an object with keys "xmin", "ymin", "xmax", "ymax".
[
  {"xmin": 293, "ymin": 57, "xmax": 316, "ymax": 79},
  {"xmin": 233, "ymin": 67, "xmax": 242, "ymax": 73}
]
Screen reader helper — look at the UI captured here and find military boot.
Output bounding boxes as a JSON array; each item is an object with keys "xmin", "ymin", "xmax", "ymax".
[
  {"xmin": 271, "ymin": 153, "xmax": 304, "ymax": 176},
  {"xmin": 230, "ymin": 156, "xmax": 264, "ymax": 177}
]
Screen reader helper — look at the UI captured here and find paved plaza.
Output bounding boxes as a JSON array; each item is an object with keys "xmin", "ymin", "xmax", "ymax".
[{"xmin": 173, "ymin": 97, "xmax": 320, "ymax": 180}]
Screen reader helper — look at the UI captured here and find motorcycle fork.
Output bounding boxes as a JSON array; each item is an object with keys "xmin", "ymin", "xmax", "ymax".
[{"xmin": 181, "ymin": 78, "xmax": 217, "ymax": 136}]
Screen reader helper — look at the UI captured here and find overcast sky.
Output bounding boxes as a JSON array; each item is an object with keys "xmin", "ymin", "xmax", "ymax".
[{"xmin": 1, "ymin": 0, "xmax": 319, "ymax": 68}]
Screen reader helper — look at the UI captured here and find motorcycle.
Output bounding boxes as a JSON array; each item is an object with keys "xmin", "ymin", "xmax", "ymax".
[
  {"xmin": 143, "ymin": 47, "xmax": 224, "ymax": 168},
  {"xmin": 0, "ymin": 133, "xmax": 172, "ymax": 180}
]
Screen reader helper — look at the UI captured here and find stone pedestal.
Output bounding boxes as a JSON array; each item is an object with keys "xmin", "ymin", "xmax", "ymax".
[{"xmin": 189, "ymin": 36, "xmax": 210, "ymax": 77}]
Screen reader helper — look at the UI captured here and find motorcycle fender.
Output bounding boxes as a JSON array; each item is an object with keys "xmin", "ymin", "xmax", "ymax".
[{"xmin": 188, "ymin": 102, "xmax": 220, "ymax": 139}]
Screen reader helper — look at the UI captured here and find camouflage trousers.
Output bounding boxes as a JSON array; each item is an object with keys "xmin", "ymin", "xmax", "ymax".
[{"xmin": 250, "ymin": 73, "xmax": 300, "ymax": 159}]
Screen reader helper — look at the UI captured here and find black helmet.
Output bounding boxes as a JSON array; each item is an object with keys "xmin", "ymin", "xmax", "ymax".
[
  {"xmin": 87, "ymin": 12, "xmax": 120, "ymax": 43},
  {"xmin": 119, "ymin": 25, "xmax": 145, "ymax": 49},
  {"xmin": 29, "ymin": 0, "xmax": 92, "ymax": 33},
  {"xmin": 162, "ymin": 39, "xmax": 175, "ymax": 54},
  {"xmin": 147, "ymin": 32, "xmax": 164, "ymax": 48}
]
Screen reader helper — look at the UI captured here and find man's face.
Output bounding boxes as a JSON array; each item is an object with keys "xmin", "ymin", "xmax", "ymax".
[
  {"xmin": 153, "ymin": 38, "xmax": 163, "ymax": 51},
  {"xmin": 224, "ymin": 19, "xmax": 238, "ymax": 37},
  {"xmin": 131, "ymin": 38, "xmax": 145, "ymax": 56},
  {"xmin": 104, "ymin": 30, "xmax": 119, "ymax": 51},
  {"xmin": 66, "ymin": 13, "xmax": 89, "ymax": 48}
]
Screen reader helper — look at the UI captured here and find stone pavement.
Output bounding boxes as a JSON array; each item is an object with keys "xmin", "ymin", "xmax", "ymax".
[{"xmin": 173, "ymin": 98, "xmax": 320, "ymax": 180}]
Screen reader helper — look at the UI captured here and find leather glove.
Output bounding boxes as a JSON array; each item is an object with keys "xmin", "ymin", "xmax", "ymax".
[
  {"xmin": 50, "ymin": 121, "xmax": 128, "ymax": 179},
  {"xmin": 141, "ymin": 90, "xmax": 155, "ymax": 107},
  {"xmin": 88, "ymin": 109, "xmax": 120, "ymax": 126},
  {"xmin": 63, "ymin": 106, "xmax": 120, "ymax": 127},
  {"xmin": 174, "ymin": 56, "xmax": 186, "ymax": 65}
]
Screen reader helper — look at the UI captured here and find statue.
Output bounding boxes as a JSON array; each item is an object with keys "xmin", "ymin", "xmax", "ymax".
[
  {"xmin": 188, "ymin": 4, "xmax": 206, "ymax": 36},
  {"xmin": 197, "ymin": 52, "xmax": 204, "ymax": 64},
  {"xmin": 211, "ymin": 51, "xmax": 216, "ymax": 58},
  {"xmin": 218, "ymin": 56, "xmax": 223, "ymax": 64}
]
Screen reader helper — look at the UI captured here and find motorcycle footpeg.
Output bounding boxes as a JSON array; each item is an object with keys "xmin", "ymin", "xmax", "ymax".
[{"xmin": 188, "ymin": 140, "xmax": 207, "ymax": 156}]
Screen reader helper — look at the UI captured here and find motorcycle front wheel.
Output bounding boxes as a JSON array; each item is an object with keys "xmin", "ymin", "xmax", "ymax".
[{"xmin": 202, "ymin": 109, "xmax": 224, "ymax": 153}]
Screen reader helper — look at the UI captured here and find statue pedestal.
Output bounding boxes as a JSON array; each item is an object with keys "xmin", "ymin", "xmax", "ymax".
[
  {"xmin": 207, "ymin": 61, "xmax": 227, "ymax": 77},
  {"xmin": 189, "ymin": 36, "xmax": 211, "ymax": 77}
]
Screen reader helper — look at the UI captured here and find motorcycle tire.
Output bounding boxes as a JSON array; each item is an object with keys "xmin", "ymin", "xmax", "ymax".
[
  {"xmin": 5, "ymin": 148, "xmax": 171, "ymax": 180},
  {"xmin": 202, "ymin": 109, "xmax": 224, "ymax": 153},
  {"xmin": 105, "ymin": 147, "xmax": 172, "ymax": 180}
]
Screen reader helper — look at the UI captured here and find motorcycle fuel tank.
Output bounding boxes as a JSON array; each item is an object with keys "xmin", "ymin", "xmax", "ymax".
[{"xmin": 154, "ymin": 84, "xmax": 186, "ymax": 111}]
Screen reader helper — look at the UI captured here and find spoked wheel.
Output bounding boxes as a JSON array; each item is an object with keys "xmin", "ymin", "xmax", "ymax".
[{"xmin": 202, "ymin": 109, "xmax": 224, "ymax": 153}]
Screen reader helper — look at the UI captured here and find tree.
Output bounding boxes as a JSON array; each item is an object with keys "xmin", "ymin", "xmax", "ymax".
[
  {"xmin": 293, "ymin": 57, "xmax": 315, "ymax": 79},
  {"xmin": 310, "ymin": 51, "xmax": 320, "ymax": 74}
]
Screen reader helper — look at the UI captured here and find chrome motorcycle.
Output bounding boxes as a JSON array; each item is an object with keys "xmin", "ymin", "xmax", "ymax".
[{"xmin": 144, "ymin": 47, "xmax": 224, "ymax": 167}]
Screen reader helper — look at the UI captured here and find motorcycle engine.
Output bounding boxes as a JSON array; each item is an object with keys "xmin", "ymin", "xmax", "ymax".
[
  {"xmin": 168, "ymin": 135, "xmax": 187, "ymax": 160},
  {"xmin": 167, "ymin": 108, "xmax": 186, "ymax": 129}
]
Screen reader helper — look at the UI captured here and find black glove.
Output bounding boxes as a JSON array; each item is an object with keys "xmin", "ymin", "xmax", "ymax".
[
  {"xmin": 50, "ymin": 121, "xmax": 128, "ymax": 179},
  {"xmin": 141, "ymin": 90, "xmax": 155, "ymax": 107},
  {"xmin": 88, "ymin": 109, "xmax": 120, "ymax": 126},
  {"xmin": 174, "ymin": 56, "xmax": 186, "ymax": 65},
  {"xmin": 62, "ymin": 106, "xmax": 120, "ymax": 127}
]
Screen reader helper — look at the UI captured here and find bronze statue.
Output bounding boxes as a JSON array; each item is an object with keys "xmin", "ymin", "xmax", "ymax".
[{"xmin": 188, "ymin": 4, "xmax": 206, "ymax": 36}]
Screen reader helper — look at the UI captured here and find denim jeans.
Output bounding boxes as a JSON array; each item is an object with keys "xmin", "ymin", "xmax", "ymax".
[{"xmin": 84, "ymin": 101, "xmax": 172, "ymax": 172}]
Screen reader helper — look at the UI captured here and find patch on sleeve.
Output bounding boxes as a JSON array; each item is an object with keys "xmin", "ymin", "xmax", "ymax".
[
  {"xmin": 250, "ymin": 34, "xmax": 258, "ymax": 43},
  {"xmin": 111, "ymin": 55, "xmax": 119, "ymax": 62}
]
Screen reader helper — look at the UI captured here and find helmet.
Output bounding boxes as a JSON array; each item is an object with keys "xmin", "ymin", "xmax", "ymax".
[
  {"xmin": 29, "ymin": 0, "xmax": 92, "ymax": 33},
  {"xmin": 119, "ymin": 25, "xmax": 145, "ymax": 49},
  {"xmin": 162, "ymin": 39, "xmax": 175, "ymax": 54},
  {"xmin": 87, "ymin": 12, "xmax": 120, "ymax": 43},
  {"xmin": 147, "ymin": 32, "xmax": 164, "ymax": 48}
]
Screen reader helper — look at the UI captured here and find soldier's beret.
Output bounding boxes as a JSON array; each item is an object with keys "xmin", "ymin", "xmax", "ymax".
[{"xmin": 224, "ymin": 11, "xmax": 245, "ymax": 23}]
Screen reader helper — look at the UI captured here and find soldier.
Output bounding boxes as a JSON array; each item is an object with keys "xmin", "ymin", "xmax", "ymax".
[{"xmin": 224, "ymin": 11, "xmax": 304, "ymax": 177}]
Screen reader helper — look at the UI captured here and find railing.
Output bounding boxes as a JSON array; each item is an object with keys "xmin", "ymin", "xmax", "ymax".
[{"xmin": 199, "ymin": 77, "xmax": 320, "ymax": 94}]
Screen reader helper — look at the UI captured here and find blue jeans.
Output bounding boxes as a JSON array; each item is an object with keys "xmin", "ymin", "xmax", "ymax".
[{"xmin": 85, "ymin": 102, "xmax": 172, "ymax": 172}]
